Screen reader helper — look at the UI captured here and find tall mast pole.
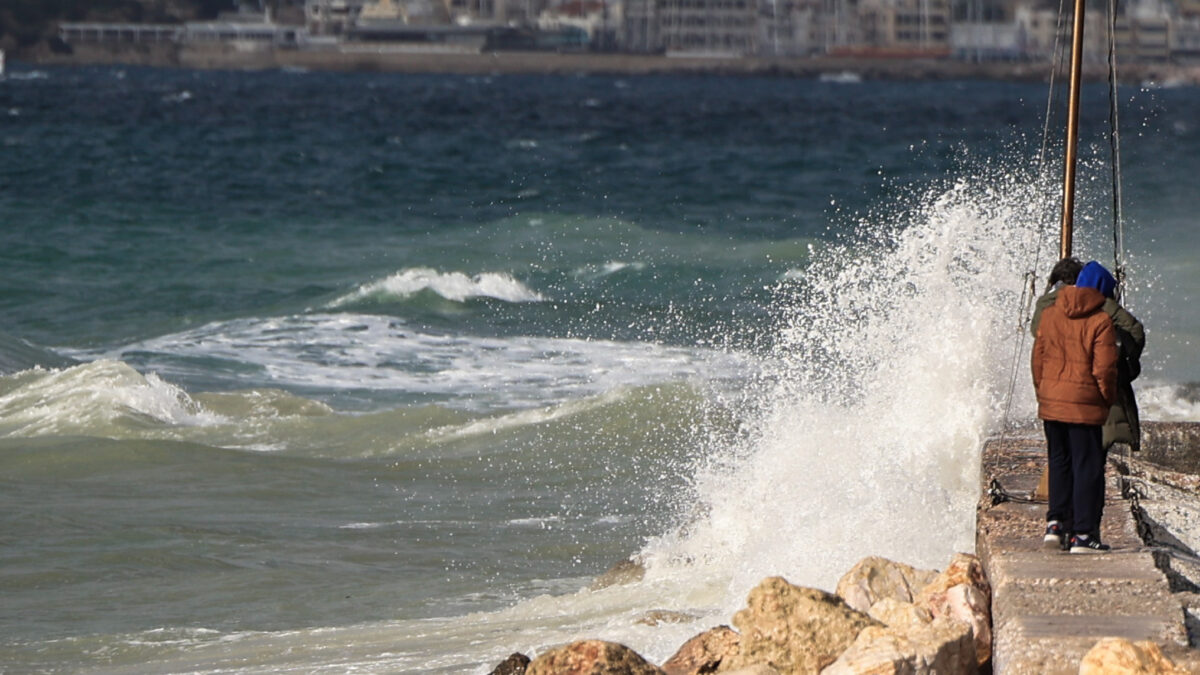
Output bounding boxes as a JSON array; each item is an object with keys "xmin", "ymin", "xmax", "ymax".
[{"xmin": 1061, "ymin": 0, "xmax": 1087, "ymax": 259}]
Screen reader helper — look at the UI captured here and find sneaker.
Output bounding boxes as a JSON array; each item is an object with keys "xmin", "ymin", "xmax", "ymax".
[
  {"xmin": 1043, "ymin": 521, "xmax": 1066, "ymax": 551},
  {"xmin": 1069, "ymin": 534, "xmax": 1111, "ymax": 554}
]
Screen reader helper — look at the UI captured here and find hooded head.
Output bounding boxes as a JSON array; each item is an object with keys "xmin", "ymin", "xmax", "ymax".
[{"xmin": 1076, "ymin": 261, "xmax": 1117, "ymax": 298}]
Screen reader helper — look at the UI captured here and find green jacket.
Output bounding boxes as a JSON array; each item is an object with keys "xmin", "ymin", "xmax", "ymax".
[{"xmin": 1031, "ymin": 287, "xmax": 1145, "ymax": 451}]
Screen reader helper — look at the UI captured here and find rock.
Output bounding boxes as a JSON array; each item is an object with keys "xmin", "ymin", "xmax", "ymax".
[
  {"xmin": 835, "ymin": 557, "xmax": 939, "ymax": 614},
  {"xmin": 719, "ymin": 576, "xmax": 879, "ymax": 675},
  {"xmin": 1078, "ymin": 637, "xmax": 1187, "ymax": 674},
  {"xmin": 914, "ymin": 553, "xmax": 990, "ymax": 604},
  {"xmin": 662, "ymin": 625, "xmax": 740, "ymax": 675},
  {"xmin": 637, "ymin": 609, "xmax": 698, "ymax": 626},
  {"xmin": 819, "ymin": 617, "xmax": 976, "ymax": 675},
  {"xmin": 721, "ymin": 667, "xmax": 781, "ymax": 675},
  {"xmin": 914, "ymin": 553, "xmax": 991, "ymax": 666},
  {"xmin": 527, "ymin": 640, "xmax": 665, "ymax": 675},
  {"xmin": 866, "ymin": 598, "xmax": 933, "ymax": 631},
  {"xmin": 488, "ymin": 652, "xmax": 531, "ymax": 675},
  {"xmin": 591, "ymin": 558, "xmax": 647, "ymax": 589}
]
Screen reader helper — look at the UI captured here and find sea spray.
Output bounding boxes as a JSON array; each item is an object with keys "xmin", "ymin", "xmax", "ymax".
[{"xmin": 637, "ymin": 165, "xmax": 1063, "ymax": 622}]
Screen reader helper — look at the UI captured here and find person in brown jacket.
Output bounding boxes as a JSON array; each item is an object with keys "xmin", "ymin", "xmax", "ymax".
[{"xmin": 1032, "ymin": 262, "xmax": 1119, "ymax": 553}]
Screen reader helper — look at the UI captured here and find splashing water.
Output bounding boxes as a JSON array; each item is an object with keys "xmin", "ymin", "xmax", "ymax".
[
  {"xmin": 330, "ymin": 163, "xmax": 1077, "ymax": 672},
  {"xmin": 638, "ymin": 164, "xmax": 1061, "ymax": 614}
]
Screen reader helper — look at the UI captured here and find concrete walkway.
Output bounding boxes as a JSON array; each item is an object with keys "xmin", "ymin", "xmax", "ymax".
[{"xmin": 977, "ymin": 430, "xmax": 1200, "ymax": 673}]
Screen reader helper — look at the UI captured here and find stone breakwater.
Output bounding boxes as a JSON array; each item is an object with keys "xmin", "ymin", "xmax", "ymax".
[
  {"xmin": 483, "ymin": 421, "xmax": 1200, "ymax": 675},
  {"xmin": 486, "ymin": 552, "xmax": 992, "ymax": 674}
]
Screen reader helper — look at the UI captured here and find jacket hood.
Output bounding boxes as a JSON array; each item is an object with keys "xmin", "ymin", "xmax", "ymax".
[
  {"xmin": 1077, "ymin": 261, "xmax": 1117, "ymax": 298},
  {"xmin": 1057, "ymin": 285, "xmax": 1107, "ymax": 318}
]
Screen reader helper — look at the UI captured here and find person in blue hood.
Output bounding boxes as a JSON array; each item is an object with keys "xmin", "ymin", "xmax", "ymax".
[{"xmin": 1031, "ymin": 259, "xmax": 1144, "ymax": 452}]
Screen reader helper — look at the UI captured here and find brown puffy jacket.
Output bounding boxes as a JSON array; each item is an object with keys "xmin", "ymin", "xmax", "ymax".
[{"xmin": 1031, "ymin": 286, "xmax": 1118, "ymax": 425}]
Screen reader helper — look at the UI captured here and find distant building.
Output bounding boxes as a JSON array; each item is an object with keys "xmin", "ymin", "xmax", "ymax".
[
  {"xmin": 951, "ymin": 21, "xmax": 1020, "ymax": 60},
  {"xmin": 1173, "ymin": 17, "xmax": 1200, "ymax": 62},
  {"xmin": 1115, "ymin": 15, "xmax": 1170, "ymax": 61},
  {"xmin": 1013, "ymin": 5, "xmax": 1107, "ymax": 63},
  {"xmin": 306, "ymin": 0, "xmax": 372, "ymax": 34},
  {"xmin": 832, "ymin": 0, "xmax": 951, "ymax": 57},
  {"xmin": 658, "ymin": 0, "xmax": 758, "ymax": 56},
  {"xmin": 621, "ymin": 0, "xmax": 662, "ymax": 51},
  {"xmin": 60, "ymin": 8, "xmax": 300, "ymax": 49},
  {"xmin": 759, "ymin": 0, "xmax": 821, "ymax": 55},
  {"xmin": 1115, "ymin": 0, "xmax": 1171, "ymax": 61},
  {"xmin": 354, "ymin": 0, "xmax": 450, "ymax": 26},
  {"xmin": 537, "ymin": 0, "xmax": 619, "ymax": 48}
]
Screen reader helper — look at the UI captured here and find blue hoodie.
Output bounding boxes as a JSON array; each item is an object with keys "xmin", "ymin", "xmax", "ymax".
[{"xmin": 1077, "ymin": 261, "xmax": 1117, "ymax": 299}]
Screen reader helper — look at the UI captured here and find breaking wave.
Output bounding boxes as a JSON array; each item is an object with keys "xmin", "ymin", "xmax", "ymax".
[
  {"xmin": 0, "ymin": 360, "xmax": 220, "ymax": 438},
  {"xmin": 328, "ymin": 268, "xmax": 544, "ymax": 306}
]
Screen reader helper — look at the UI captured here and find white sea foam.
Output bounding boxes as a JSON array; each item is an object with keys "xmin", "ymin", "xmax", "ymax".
[
  {"xmin": 328, "ymin": 267, "xmax": 544, "ymax": 306},
  {"xmin": 75, "ymin": 314, "xmax": 750, "ymax": 412}
]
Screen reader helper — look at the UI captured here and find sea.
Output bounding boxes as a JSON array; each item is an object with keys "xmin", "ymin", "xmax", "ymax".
[{"xmin": 1, "ymin": 62, "xmax": 1198, "ymax": 674}]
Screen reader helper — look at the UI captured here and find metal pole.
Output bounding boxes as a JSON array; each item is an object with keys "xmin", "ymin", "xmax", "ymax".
[{"xmin": 1061, "ymin": 0, "xmax": 1086, "ymax": 259}]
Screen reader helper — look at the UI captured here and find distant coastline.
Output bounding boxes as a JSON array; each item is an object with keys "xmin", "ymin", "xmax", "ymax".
[{"xmin": 17, "ymin": 43, "xmax": 1200, "ymax": 85}]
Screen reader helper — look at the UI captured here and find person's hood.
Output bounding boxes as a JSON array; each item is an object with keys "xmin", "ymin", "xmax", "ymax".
[
  {"xmin": 1057, "ymin": 285, "xmax": 1107, "ymax": 318},
  {"xmin": 1077, "ymin": 261, "xmax": 1117, "ymax": 298}
]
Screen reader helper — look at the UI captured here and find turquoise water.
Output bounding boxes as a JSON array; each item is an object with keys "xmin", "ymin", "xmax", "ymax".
[{"xmin": 1, "ymin": 64, "xmax": 1197, "ymax": 673}]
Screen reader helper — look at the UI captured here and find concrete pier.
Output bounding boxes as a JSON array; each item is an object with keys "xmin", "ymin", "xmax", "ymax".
[{"xmin": 978, "ymin": 424, "xmax": 1200, "ymax": 673}]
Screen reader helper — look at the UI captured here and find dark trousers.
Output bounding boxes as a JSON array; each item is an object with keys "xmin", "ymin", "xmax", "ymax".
[{"xmin": 1044, "ymin": 420, "xmax": 1107, "ymax": 537}]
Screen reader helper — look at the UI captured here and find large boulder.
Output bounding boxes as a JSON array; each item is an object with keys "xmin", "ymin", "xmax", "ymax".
[
  {"xmin": 1078, "ymin": 638, "xmax": 1187, "ymax": 674},
  {"xmin": 662, "ymin": 625, "xmax": 740, "ymax": 675},
  {"xmin": 866, "ymin": 598, "xmax": 933, "ymax": 632},
  {"xmin": 819, "ymin": 617, "xmax": 976, "ymax": 675},
  {"xmin": 719, "ymin": 576, "xmax": 879, "ymax": 675},
  {"xmin": 526, "ymin": 640, "xmax": 665, "ymax": 675},
  {"xmin": 914, "ymin": 553, "xmax": 991, "ymax": 666},
  {"xmin": 836, "ymin": 557, "xmax": 939, "ymax": 614}
]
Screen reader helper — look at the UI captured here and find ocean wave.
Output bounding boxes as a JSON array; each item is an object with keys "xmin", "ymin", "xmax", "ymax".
[
  {"xmin": 422, "ymin": 389, "xmax": 630, "ymax": 444},
  {"xmin": 0, "ymin": 360, "xmax": 221, "ymax": 438},
  {"xmin": 328, "ymin": 268, "xmax": 544, "ymax": 306}
]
